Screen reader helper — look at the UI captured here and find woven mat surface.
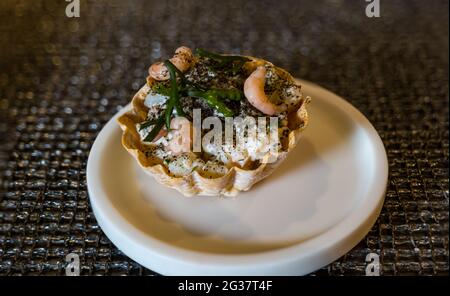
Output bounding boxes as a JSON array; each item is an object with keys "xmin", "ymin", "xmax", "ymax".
[{"xmin": 0, "ymin": 0, "xmax": 448, "ymax": 275}]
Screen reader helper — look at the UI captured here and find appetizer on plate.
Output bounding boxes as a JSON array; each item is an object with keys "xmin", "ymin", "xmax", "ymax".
[{"xmin": 118, "ymin": 46, "xmax": 310, "ymax": 196}]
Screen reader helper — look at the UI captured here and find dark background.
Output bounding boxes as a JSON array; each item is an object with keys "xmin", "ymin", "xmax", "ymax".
[{"xmin": 0, "ymin": 0, "xmax": 448, "ymax": 275}]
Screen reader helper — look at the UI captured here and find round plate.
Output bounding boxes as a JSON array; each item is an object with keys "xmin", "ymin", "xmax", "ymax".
[{"xmin": 87, "ymin": 80, "xmax": 388, "ymax": 275}]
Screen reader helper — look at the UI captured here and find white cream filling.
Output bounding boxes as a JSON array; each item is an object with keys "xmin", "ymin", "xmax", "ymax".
[
  {"xmin": 137, "ymin": 118, "xmax": 281, "ymax": 177},
  {"xmin": 144, "ymin": 92, "xmax": 168, "ymax": 107}
]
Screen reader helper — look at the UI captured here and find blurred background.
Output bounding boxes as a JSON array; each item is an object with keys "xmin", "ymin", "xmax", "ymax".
[{"xmin": 0, "ymin": 0, "xmax": 448, "ymax": 275}]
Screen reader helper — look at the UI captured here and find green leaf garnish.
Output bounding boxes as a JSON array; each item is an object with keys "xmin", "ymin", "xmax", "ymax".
[
  {"xmin": 210, "ymin": 88, "xmax": 243, "ymax": 101},
  {"xmin": 139, "ymin": 119, "xmax": 159, "ymax": 131},
  {"xmin": 195, "ymin": 48, "xmax": 250, "ymax": 63},
  {"xmin": 195, "ymin": 48, "xmax": 250, "ymax": 75},
  {"xmin": 187, "ymin": 89, "xmax": 235, "ymax": 117},
  {"xmin": 164, "ymin": 60, "xmax": 186, "ymax": 129},
  {"xmin": 152, "ymin": 83, "xmax": 171, "ymax": 96},
  {"xmin": 143, "ymin": 115, "xmax": 165, "ymax": 142}
]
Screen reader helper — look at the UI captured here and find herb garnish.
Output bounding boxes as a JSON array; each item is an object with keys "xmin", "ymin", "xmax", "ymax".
[
  {"xmin": 164, "ymin": 60, "xmax": 185, "ymax": 129},
  {"xmin": 143, "ymin": 115, "xmax": 165, "ymax": 142},
  {"xmin": 195, "ymin": 48, "xmax": 250, "ymax": 64},
  {"xmin": 187, "ymin": 89, "xmax": 235, "ymax": 117},
  {"xmin": 139, "ymin": 118, "xmax": 159, "ymax": 131},
  {"xmin": 195, "ymin": 48, "xmax": 250, "ymax": 74},
  {"xmin": 152, "ymin": 83, "xmax": 171, "ymax": 97},
  {"xmin": 143, "ymin": 50, "xmax": 248, "ymax": 141}
]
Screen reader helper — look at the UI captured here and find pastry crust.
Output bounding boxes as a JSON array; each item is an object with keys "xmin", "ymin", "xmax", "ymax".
[{"xmin": 117, "ymin": 57, "xmax": 309, "ymax": 196}]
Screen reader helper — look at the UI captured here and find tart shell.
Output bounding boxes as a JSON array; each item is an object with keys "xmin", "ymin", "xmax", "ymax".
[{"xmin": 117, "ymin": 58, "xmax": 309, "ymax": 196}]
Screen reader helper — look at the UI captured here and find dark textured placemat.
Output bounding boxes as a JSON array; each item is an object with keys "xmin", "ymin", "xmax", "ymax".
[{"xmin": 0, "ymin": 0, "xmax": 448, "ymax": 275}]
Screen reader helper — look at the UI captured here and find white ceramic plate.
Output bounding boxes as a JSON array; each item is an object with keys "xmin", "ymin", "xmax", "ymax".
[{"xmin": 87, "ymin": 80, "xmax": 388, "ymax": 275}]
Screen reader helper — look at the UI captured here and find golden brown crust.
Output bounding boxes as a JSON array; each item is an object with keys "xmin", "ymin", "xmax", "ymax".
[{"xmin": 117, "ymin": 57, "xmax": 309, "ymax": 196}]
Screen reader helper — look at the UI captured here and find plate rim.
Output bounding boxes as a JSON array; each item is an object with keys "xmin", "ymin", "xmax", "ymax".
[{"xmin": 87, "ymin": 80, "xmax": 388, "ymax": 275}]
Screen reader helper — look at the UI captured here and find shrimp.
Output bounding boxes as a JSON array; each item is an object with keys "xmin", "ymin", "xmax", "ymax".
[
  {"xmin": 148, "ymin": 46, "xmax": 193, "ymax": 81},
  {"xmin": 167, "ymin": 116, "xmax": 192, "ymax": 154},
  {"xmin": 244, "ymin": 66, "xmax": 286, "ymax": 115}
]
